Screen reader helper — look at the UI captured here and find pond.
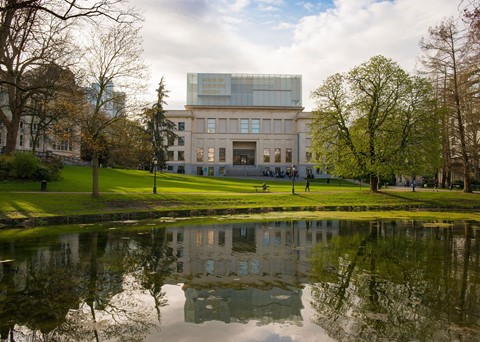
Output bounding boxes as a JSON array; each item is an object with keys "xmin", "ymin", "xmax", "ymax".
[{"xmin": 0, "ymin": 218, "xmax": 479, "ymax": 342}]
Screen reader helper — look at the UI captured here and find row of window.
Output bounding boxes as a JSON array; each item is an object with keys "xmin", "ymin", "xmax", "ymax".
[
  {"xmin": 168, "ymin": 148, "xmax": 314, "ymax": 163},
  {"xmin": 193, "ymin": 118, "xmax": 294, "ymax": 134}
]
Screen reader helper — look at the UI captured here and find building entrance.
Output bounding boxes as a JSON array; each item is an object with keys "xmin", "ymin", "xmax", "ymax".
[{"xmin": 233, "ymin": 142, "xmax": 256, "ymax": 165}]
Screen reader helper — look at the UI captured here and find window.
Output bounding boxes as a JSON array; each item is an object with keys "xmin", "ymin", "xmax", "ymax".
[
  {"xmin": 196, "ymin": 118, "xmax": 205, "ymax": 133},
  {"xmin": 263, "ymin": 148, "xmax": 270, "ymax": 163},
  {"xmin": 284, "ymin": 120, "xmax": 293, "ymax": 133},
  {"xmin": 178, "ymin": 136, "xmax": 185, "ymax": 146},
  {"xmin": 286, "ymin": 148, "xmax": 292, "ymax": 163},
  {"xmin": 19, "ymin": 134, "xmax": 23, "ymax": 147},
  {"xmin": 197, "ymin": 147, "xmax": 204, "ymax": 162},
  {"xmin": 167, "ymin": 151, "xmax": 174, "ymax": 160},
  {"xmin": 219, "ymin": 148, "xmax": 226, "ymax": 162},
  {"xmin": 208, "ymin": 147, "xmax": 214, "ymax": 162},
  {"xmin": 306, "ymin": 151, "xmax": 312, "ymax": 162},
  {"xmin": 240, "ymin": 119, "xmax": 249, "ymax": 133},
  {"xmin": 229, "ymin": 119, "xmax": 238, "ymax": 133},
  {"xmin": 274, "ymin": 148, "xmax": 281, "ymax": 163},
  {"xmin": 252, "ymin": 119, "xmax": 260, "ymax": 133},
  {"xmin": 263, "ymin": 119, "xmax": 271, "ymax": 133},
  {"xmin": 207, "ymin": 118, "xmax": 216, "ymax": 133},
  {"xmin": 219, "ymin": 118, "xmax": 227, "ymax": 133},
  {"xmin": 178, "ymin": 151, "xmax": 185, "ymax": 161},
  {"xmin": 274, "ymin": 119, "xmax": 282, "ymax": 134},
  {"xmin": 178, "ymin": 122, "xmax": 185, "ymax": 131}
]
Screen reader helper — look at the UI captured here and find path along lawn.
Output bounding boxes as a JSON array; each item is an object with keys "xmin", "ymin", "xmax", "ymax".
[{"xmin": 1, "ymin": 165, "xmax": 480, "ymax": 221}]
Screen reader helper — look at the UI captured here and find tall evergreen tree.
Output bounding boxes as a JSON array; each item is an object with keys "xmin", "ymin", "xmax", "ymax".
[{"xmin": 144, "ymin": 78, "xmax": 177, "ymax": 170}]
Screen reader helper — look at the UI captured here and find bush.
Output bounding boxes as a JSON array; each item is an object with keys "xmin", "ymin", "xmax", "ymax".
[
  {"xmin": 40, "ymin": 155, "xmax": 64, "ymax": 181},
  {"xmin": 11, "ymin": 153, "xmax": 39, "ymax": 180},
  {"xmin": 0, "ymin": 153, "xmax": 64, "ymax": 181},
  {"xmin": 0, "ymin": 155, "xmax": 13, "ymax": 180}
]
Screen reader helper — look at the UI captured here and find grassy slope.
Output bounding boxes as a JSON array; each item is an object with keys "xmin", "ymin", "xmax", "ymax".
[{"xmin": 1, "ymin": 165, "xmax": 479, "ymax": 220}]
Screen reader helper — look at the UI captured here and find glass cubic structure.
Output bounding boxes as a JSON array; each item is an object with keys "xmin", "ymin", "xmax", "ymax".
[{"xmin": 187, "ymin": 73, "xmax": 302, "ymax": 107}]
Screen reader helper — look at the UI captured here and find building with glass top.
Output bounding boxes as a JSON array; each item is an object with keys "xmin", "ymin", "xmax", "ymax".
[{"xmin": 166, "ymin": 73, "xmax": 317, "ymax": 178}]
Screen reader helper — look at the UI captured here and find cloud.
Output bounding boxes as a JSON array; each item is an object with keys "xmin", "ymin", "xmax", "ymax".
[{"xmin": 136, "ymin": 0, "xmax": 461, "ymax": 110}]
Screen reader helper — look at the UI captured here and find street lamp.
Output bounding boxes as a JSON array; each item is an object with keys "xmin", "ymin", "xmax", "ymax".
[
  {"xmin": 291, "ymin": 165, "xmax": 296, "ymax": 194},
  {"xmin": 152, "ymin": 157, "xmax": 158, "ymax": 194}
]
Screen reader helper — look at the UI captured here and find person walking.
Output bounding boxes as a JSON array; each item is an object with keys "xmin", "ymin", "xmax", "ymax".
[
  {"xmin": 305, "ymin": 178, "xmax": 310, "ymax": 192},
  {"xmin": 412, "ymin": 179, "xmax": 416, "ymax": 192},
  {"xmin": 434, "ymin": 178, "xmax": 439, "ymax": 192}
]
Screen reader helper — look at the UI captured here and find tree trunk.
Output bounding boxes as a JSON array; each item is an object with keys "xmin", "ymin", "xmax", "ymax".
[
  {"xmin": 463, "ymin": 166, "xmax": 472, "ymax": 193},
  {"xmin": 92, "ymin": 154, "xmax": 100, "ymax": 197},
  {"xmin": 369, "ymin": 174, "xmax": 379, "ymax": 192},
  {"xmin": 4, "ymin": 118, "xmax": 20, "ymax": 155}
]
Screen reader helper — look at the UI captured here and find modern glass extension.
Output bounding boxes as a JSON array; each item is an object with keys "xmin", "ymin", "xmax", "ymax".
[{"xmin": 186, "ymin": 73, "xmax": 302, "ymax": 108}]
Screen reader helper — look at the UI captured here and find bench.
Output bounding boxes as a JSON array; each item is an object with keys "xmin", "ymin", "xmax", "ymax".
[{"xmin": 254, "ymin": 185, "xmax": 270, "ymax": 192}]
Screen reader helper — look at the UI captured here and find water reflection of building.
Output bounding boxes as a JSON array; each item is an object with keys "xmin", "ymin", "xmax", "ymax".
[{"xmin": 163, "ymin": 220, "xmax": 340, "ymax": 325}]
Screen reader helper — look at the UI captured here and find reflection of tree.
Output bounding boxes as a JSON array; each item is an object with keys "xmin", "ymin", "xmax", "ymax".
[
  {"xmin": 0, "ymin": 230, "xmax": 159, "ymax": 341},
  {"xmin": 124, "ymin": 229, "xmax": 173, "ymax": 324},
  {"xmin": 54, "ymin": 231, "xmax": 156, "ymax": 342},
  {"xmin": 310, "ymin": 221, "xmax": 480, "ymax": 342}
]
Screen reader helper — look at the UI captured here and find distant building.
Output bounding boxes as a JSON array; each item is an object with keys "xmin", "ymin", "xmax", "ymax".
[
  {"xmin": 0, "ymin": 81, "xmax": 125, "ymax": 162},
  {"xmin": 165, "ymin": 73, "xmax": 320, "ymax": 177}
]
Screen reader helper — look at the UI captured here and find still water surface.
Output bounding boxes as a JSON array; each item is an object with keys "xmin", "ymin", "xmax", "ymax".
[{"xmin": 0, "ymin": 219, "xmax": 479, "ymax": 341}]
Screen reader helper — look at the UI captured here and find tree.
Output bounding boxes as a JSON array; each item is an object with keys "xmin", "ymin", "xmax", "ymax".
[
  {"xmin": 76, "ymin": 21, "xmax": 146, "ymax": 197},
  {"xmin": 420, "ymin": 17, "xmax": 478, "ymax": 192},
  {"xmin": 0, "ymin": 0, "xmax": 137, "ymax": 156},
  {"xmin": 143, "ymin": 78, "xmax": 177, "ymax": 171},
  {"xmin": 107, "ymin": 117, "xmax": 153, "ymax": 169},
  {"xmin": 310, "ymin": 55, "xmax": 440, "ymax": 192}
]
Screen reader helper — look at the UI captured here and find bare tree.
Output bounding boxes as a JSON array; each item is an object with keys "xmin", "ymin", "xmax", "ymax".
[
  {"xmin": 0, "ymin": 0, "xmax": 139, "ymax": 155},
  {"xmin": 75, "ymin": 20, "xmax": 146, "ymax": 197},
  {"xmin": 420, "ymin": 17, "xmax": 477, "ymax": 192}
]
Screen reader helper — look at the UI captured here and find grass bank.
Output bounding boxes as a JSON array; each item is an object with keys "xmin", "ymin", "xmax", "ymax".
[{"xmin": 1, "ymin": 165, "xmax": 479, "ymax": 226}]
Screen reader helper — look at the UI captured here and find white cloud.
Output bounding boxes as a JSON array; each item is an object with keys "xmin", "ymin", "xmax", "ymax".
[{"xmin": 136, "ymin": 0, "xmax": 461, "ymax": 110}]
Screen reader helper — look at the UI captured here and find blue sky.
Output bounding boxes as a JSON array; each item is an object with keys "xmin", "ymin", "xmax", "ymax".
[{"xmin": 136, "ymin": 0, "xmax": 462, "ymax": 110}]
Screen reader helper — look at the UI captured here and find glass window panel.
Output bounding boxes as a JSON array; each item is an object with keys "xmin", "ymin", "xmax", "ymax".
[
  {"xmin": 197, "ymin": 147, "xmax": 203, "ymax": 162},
  {"xmin": 230, "ymin": 119, "xmax": 238, "ymax": 133},
  {"xmin": 207, "ymin": 118, "xmax": 216, "ymax": 133},
  {"xmin": 263, "ymin": 148, "xmax": 270, "ymax": 163},
  {"xmin": 208, "ymin": 147, "xmax": 214, "ymax": 162},
  {"xmin": 178, "ymin": 136, "xmax": 185, "ymax": 146},
  {"xmin": 252, "ymin": 119, "xmax": 260, "ymax": 133},
  {"xmin": 274, "ymin": 119, "xmax": 282, "ymax": 134},
  {"xmin": 286, "ymin": 148, "xmax": 292, "ymax": 163},
  {"xmin": 196, "ymin": 118, "xmax": 205, "ymax": 133},
  {"xmin": 275, "ymin": 148, "xmax": 281, "ymax": 163},
  {"xmin": 178, "ymin": 151, "xmax": 185, "ymax": 161},
  {"xmin": 263, "ymin": 119, "xmax": 271, "ymax": 133},
  {"xmin": 240, "ymin": 119, "xmax": 249, "ymax": 133},
  {"xmin": 219, "ymin": 147, "xmax": 226, "ymax": 162},
  {"xmin": 178, "ymin": 122, "xmax": 185, "ymax": 131}
]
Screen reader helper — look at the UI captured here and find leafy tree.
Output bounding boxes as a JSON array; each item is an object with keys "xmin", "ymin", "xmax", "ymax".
[
  {"xmin": 143, "ymin": 78, "xmax": 177, "ymax": 170},
  {"xmin": 107, "ymin": 117, "xmax": 153, "ymax": 169},
  {"xmin": 420, "ymin": 17, "xmax": 478, "ymax": 192},
  {"xmin": 310, "ymin": 55, "xmax": 440, "ymax": 192}
]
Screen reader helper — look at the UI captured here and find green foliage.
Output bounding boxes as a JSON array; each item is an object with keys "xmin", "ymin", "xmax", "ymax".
[
  {"xmin": 310, "ymin": 55, "xmax": 441, "ymax": 190},
  {"xmin": 0, "ymin": 153, "xmax": 63, "ymax": 181},
  {"xmin": 143, "ymin": 77, "xmax": 177, "ymax": 169}
]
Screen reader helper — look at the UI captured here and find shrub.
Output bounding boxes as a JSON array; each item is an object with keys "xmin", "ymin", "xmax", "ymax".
[
  {"xmin": 0, "ymin": 153, "xmax": 64, "ymax": 181},
  {"xmin": 0, "ymin": 155, "xmax": 13, "ymax": 180},
  {"xmin": 40, "ymin": 156, "xmax": 64, "ymax": 181},
  {"xmin": 11, "ymin": 153, "xmax": 40, "ymax": 180}
]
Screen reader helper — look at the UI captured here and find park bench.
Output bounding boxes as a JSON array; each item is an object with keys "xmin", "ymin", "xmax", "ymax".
[{"xmin": 253, "ymin": 185, "xmax": 270, "ymax": 192}]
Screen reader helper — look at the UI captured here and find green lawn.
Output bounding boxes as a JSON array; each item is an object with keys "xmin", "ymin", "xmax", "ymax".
[{"xmin": 1, "ymin": 165, "xmax": 479, "ymax": 221}]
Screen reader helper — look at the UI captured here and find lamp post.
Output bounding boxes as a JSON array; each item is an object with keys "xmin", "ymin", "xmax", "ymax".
[
  {"xmin": 152, "ymin": 157, "xmax": 157, "ymax": 194},
  {"xmin": 291, "ymin": 165, "xmax": 296, "ymax": 194}
]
